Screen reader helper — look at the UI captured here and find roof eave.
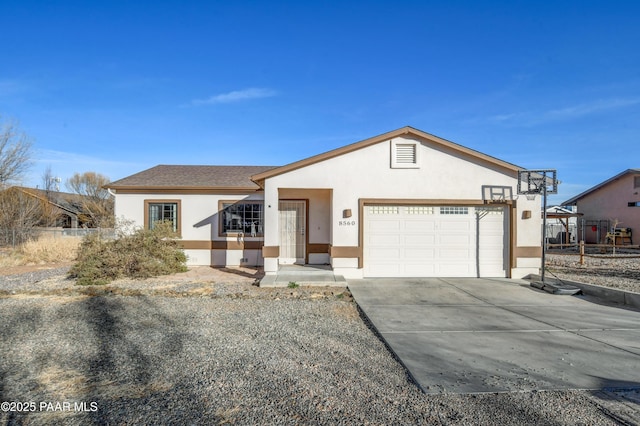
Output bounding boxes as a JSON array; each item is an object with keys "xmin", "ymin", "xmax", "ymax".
[
  {"xmin": 107, "ymin": 185, "xmax": 263, "ymax": 194},
  {"xmin": 250, "ymin": 126, "xmax": 521, "ymax": 186},
  {"xmin": 562, "ymin": 168, "xmax": 640, "ymax": 205}
]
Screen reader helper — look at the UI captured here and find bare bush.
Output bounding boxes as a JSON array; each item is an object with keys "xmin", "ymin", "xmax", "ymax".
[
  {"xmin": 0, "ymin": 188, "xmax": 44, "ymax": 246},
  {"xmin": 69, "ymin": 221, "xmax": 187, "ymax": 285}
]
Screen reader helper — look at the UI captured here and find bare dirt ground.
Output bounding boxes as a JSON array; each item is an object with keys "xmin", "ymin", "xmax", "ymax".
[
  {"xmin": 1, "ymin": 261, "xmax": 640, "ymax": 424},
  {"xmin": 0, "ymin": 263, "xmax": 352, "ymax": 301},
  {"xmin": 0, "ymin": 262, "xmax": 73, "ymax": 276}
]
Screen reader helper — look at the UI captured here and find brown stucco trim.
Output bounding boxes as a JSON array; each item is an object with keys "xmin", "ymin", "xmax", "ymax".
[
  {"xmin": 308, "ymin": 243, "xmax": 330, "ymax": 254},
  {"xmin": 210, "ymin": 240, "xmax": 264, "ymax": 250},
  {"xmin": 179, "ymin": 240, "xmax": 212, "ymax": 250},
  {"xmin": 243, "ymin": 241, "xmax": 264, "ymax": 250},
  {"xmin": 359, "ymin": 198, "xmax": 513, "ymax": 206},
  {"xmin": 515, "ymin": 246, "xmax": 542, "ymax": 258},
  {"xmin": 179, "ymin": 240, "xmax": 265, "ymax": 250},
  {"xmin": 251, "ymin": 127, "xmax": 521, "ymax": 187},
  {"xmin": 262, "ymin": 246, "xmax": 280, "ymax": 258},
  {"xmin": 144, "ymin": 199, "xmax": 182, "ymax": 236},
  {"xmin": 330, "ymin": 246, "xmax": 361, "ymax": 258}
]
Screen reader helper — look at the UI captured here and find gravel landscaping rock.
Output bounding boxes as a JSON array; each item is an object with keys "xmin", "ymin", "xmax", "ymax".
[
  {"xmin": 0, "ymin": 266, "xmax": 638, "ymax": 425},
  {"xmin": 546, "ymin": 253, "xmax": 640, "ymax": 294}
]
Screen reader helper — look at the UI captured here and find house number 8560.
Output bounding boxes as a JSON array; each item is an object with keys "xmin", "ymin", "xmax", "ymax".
[{"xmin": 339, "ymin": 221, "xmax": 356, "ymax": 226}]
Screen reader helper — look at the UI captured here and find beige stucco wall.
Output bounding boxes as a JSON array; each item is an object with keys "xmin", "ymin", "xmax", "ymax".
[
  {"xmin": 114, "ymin": 192, "xmax": 264, "ymax": 266},
  {"xmin": 263, "ymin": 136, "xmax": 541, "ymax": 278},
  {"xmin": 576, "ymin": 173, "xmax": 640, "ymax": 243}
]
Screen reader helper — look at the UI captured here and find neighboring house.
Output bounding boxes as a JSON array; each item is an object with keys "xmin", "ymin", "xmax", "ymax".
[
  {"xmin": 106, "ymin": 126, "xmax": 542, "ymax": 279},
  {"xmin": 6, "ymin": 186, "xmax": 91, "ymax": 228},
  {"xmin": 563, "ymin": 169, "xmax": 640, "ymax": 244}
]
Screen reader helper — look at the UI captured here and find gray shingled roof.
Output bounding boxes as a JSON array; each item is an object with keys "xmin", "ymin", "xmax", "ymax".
[
  {"xmin": 106, "ymin": 165, "xmax": 278, "ymax": 189},
  {"xmin": 12, "ymin": 187, "xmax": 87, "ymax": 215}
]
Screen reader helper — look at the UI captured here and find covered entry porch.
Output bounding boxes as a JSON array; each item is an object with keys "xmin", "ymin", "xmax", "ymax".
[{"xmin": 262, "ymin": 188, "xmax": 335, "ymax": 275}]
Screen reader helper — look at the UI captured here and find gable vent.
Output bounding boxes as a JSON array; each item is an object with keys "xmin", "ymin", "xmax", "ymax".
[{"xmin": 395, "ymin": 144, "xmax": 417, "ymax": 164}]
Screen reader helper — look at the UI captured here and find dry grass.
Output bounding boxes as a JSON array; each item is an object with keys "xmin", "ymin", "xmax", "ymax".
[{"xmin": 0, "ymin": 236, "xmax": 81, "ymax": 267}]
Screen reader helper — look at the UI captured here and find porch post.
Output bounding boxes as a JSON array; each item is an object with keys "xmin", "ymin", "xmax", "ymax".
[{"xmin": 262, "ymin": 182, "xmax": 279, "ymax": 274}]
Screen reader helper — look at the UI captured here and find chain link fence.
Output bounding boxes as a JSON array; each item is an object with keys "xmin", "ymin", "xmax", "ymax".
[{"xmin": 0, "ymin": 228, "xmax": 115, "ymax": 248}]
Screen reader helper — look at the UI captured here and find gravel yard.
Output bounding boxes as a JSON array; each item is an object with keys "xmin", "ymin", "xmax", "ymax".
[
  {"xmin": 546, "ymin": 252, "xmax": 640, "ymax": 293},
  {"xmin": 1, "ymin": 266, "xmax": 639, "ymax": 425}
]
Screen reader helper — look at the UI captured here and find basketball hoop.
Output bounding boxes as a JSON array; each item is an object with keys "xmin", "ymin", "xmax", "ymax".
[
  {"xmin": 517, "ymin": 169, "xmax": 559, "ymax": 284},
  {"xmin": 517, "ymin": 170, "xmax": 558, "ymax": 195}
]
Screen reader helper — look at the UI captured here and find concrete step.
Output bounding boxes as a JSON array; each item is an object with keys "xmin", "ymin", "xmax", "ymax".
[{"xmin": 260, "ymin": 273, "xmax": 347, "ymax": 288}]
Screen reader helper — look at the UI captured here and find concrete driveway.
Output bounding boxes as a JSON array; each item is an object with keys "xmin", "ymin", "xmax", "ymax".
[{"xmin": 348, "ymin": 278, "xmax": 640, "ymax": 394}]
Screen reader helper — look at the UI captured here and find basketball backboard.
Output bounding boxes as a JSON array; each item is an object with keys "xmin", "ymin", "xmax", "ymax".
[{"xmin": 517, "ymin": 169, "xmax": 558, "ymax": 195}]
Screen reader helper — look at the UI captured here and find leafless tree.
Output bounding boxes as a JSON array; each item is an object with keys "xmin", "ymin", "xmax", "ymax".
[
  {"xmin": 0, "ymin": 117, "xmax": 33, "ymax": 188},
  {"xmin": 0, "ymin": 187, "xmax": 44, "ymax": 246},
  {"xmin": 39, "ymin": 165, "xmax": 63, "ymax": 226},
  {"xmin": 66, "ymin": 172, "xmax": 115, "ymax": 227},
  {"xmin": 41, "ymin": 165, "xmax": 60, "ymax": 192}
]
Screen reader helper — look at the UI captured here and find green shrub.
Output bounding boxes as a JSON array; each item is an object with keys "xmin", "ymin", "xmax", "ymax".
[{"xmin": 69, "ymin": 221, "xmax": 187, "ymax": 285}]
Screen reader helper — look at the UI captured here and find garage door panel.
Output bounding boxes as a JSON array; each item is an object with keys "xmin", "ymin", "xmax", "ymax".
[
  {"xmin": 481, "ymin": 235, "xmax": 504, "ymax": 244},
  {"xmin": 480, "ymin": 248, "xmax": 503, "ymax": 257},
  {"xmin": 367, "ymin": 264, "xmax": 401, "ymax": 276},
  {"xmin": 368, "ymin": 248, "xmax": 402, "ymax": 259},
  {"xmin": 368, "ymin": 220, "xmax": 401, "ymax": 232},
  {"xmin": 439, "ymin": 248, "xmax": 473, "ymax": 258},
  {"xmin": 364, "ymin": 205, "xmax": 507, "ymax": 278},
  {"xmin": 369, "ymin": 234, "xmax": 402, "ymax": 246},
  {"xmin": 404, "ymin": 248, "xmax": 436, "ymax": 259},
  {"xmin": 439, "ymin": 220, "xmax": 472, "ymax": 231},
  {"xmin": 438, "ymin": 234, "xmax": 472, "ymax": 245},
  {"xmin": 405, "ymin": 263, "xmax": 436, "ymax": 275},
  {"xmin": 404, "ymin": 235, "xmax": 436, "ymax": 245},
  {"xmin": 404, "ymin": 220, "xmax": 436, "ymax": 232},
  {"xmin": 438, "ymin": 263, "xmax": 474, "ymax": 276}
]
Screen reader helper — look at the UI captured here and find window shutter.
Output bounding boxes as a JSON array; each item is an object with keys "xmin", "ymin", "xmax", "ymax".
[{"xmin": 395, "ymin": 144, "xmax": 416, "ymax": 164}]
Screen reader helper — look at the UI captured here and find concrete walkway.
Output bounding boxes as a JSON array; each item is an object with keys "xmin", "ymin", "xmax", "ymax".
[
  {"xmin": 260, "ymin": 264, "xmax": 347, "ymax": 287},
  {"xmin": 349, "ymin": 278, "xmax": 640, "ymax": 394}
]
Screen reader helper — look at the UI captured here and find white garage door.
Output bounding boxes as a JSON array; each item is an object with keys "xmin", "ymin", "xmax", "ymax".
[{"xmin": 364, "ymin": 205, "xmax": 508, "ymax": 277}]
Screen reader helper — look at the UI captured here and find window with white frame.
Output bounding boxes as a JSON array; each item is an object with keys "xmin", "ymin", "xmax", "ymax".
[{"xmin": 221, "ymin": 202, "xmax": 264, "ymax": 236}]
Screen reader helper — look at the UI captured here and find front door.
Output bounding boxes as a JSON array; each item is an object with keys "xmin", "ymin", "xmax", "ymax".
[{"xmin": 279, "ymin": 200, "xmax": 306, "ymax": 264}]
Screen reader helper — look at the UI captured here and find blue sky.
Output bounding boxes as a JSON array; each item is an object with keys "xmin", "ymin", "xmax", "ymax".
[{"xmin": 1, "ymin": 1, "xmax": 639, "ymax": 205}]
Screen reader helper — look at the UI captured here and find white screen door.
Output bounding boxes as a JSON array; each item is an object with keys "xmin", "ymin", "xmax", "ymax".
[{"xmin": 279, "ymin": 201, "xmax": 306, "ymax": 264}]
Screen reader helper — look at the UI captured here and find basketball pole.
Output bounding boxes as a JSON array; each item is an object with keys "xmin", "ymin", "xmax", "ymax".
[{"xmin": 541, "ymin": 172, "xmax": 548, "ymax": 283}]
